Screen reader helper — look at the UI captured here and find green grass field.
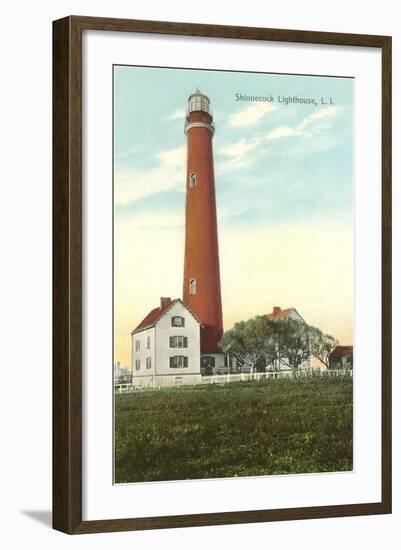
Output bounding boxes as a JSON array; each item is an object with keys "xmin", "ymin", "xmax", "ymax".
[{"xmin": 114, "ymin": 377, "xmax": 353, "ymax": 483}]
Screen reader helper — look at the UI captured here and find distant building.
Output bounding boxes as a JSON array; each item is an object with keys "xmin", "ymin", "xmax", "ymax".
[
  {"xmin": 114, "ymin": 362, "xmax": 132, "ymax": 385},
  {"xmin": 329, "ymin": 346, "xmax": 353, "ymax": 369},
  {"xmin": 266, "ymin": 306, "xmax": 305, "ymax": 323},
  {"xmin": 131, "ymin": 297, "xmax": 202, "ymax": 388}
]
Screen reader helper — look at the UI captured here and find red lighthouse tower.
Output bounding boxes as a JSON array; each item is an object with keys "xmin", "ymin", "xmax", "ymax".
[{"xmin": 183, "ymin": 89, "xmax": 223, "ymax": 355}]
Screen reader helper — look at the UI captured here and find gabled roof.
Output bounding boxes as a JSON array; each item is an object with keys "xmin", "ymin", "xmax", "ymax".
[
  {"xmin": 131, "ymin": 298, "xmax": 202, "ymax": 335},
  {"xmin": 267, "ymin": 307, "xmax": 294, "ymax": 320},
  {"xmin": 330, "ymin": 345, "xmax": 353, "ymax": 358},
  {"xmin": 266, "ymin": 307, "xmax": 303, "ymax": 321}
]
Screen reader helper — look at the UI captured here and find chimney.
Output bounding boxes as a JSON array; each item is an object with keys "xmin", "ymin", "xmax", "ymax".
[
  {"xmin": 160, "ymin": 297, "xmax": 172, "ymax": 309},
  {"xmin": 273, "ymin": 306, "xmax": 281, "ymax": 315}
]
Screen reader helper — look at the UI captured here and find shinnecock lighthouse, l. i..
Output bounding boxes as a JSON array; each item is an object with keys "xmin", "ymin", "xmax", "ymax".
[
  {"xmin": 183, "ymin": 89, "xmax": 224, "ymax": 355},
  {"xmin": 130, "ymin": 90, "xmax": 321, "ymax": 388},
  {"xmin": 131, "ymin": 89, "xmax": 225, "ymax": 388}
]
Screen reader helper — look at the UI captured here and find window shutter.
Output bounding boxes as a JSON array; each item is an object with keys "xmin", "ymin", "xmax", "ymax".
[
  {"xmin": 184, "ymin": 356, "xmax": 188, "ymax": 368},
  {"xmin": 169, "ymin": 336, "xmax": 173, "ymax": 347},
  {"xmin": 169, "ymin": 357, "xmax": 174, "ymax": 368},
  {"xmin": 184, "ymin": 337, "xmax": 188, "ymax": 348}
]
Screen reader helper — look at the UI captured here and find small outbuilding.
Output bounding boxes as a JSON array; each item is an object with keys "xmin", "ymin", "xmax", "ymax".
[{"xmin": 329, "ymin": 345, "xmax": 353, "ymax": 369}]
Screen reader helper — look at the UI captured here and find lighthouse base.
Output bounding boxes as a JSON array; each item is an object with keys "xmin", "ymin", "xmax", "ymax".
[{"xmin": 200, "ymin": 353, "xmax": 227, "ymax": 376}]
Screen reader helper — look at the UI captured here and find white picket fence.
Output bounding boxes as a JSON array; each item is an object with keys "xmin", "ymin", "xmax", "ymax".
[
  {"xmin": 199, "ymin": 368, "xmax": 352, "ymax": 385},
  {"xmin": 115, "ymin": 368, "xmax": 352, "ymax": 393}
]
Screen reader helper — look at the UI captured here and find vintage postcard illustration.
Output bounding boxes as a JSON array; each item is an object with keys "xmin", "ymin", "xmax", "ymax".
[{"xmin": 113, "ymin": 66, "xmax": 353, "ymax": 483}]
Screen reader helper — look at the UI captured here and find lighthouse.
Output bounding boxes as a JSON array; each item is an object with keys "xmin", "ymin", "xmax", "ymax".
[{"xmin": 183, "ymin": 89, "xmax": 224, "ymax": 368}]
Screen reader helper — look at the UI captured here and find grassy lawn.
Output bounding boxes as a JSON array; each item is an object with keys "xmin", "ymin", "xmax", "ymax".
[{"xmin": 114, "ymin": 377, "xmax": 353, "ymax": 483}]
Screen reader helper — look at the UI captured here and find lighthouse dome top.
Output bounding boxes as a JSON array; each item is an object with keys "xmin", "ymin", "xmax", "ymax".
[{"xmin": 188, "ymin": 88, "xmax": 211, "ymax": 113}]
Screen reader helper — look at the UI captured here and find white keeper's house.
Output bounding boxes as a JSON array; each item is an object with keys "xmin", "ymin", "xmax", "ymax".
[{"xmin": 131, "ymin": 297, "xmax": 202, "ymax": 388}]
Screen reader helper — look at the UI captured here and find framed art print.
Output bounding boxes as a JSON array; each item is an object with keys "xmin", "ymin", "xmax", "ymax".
[{"xmin": 53, "ymin": 16, "xmax": 392, "ymax": 534}]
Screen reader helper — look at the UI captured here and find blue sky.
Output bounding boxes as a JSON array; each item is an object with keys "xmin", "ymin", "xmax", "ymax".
[
  {"xmin": 113, "ymin": 65, "xmax": 354, "ymax": 366},
  {"xmin": 114, "ymin": 65, "xmax": 353, "ymax": 231}
]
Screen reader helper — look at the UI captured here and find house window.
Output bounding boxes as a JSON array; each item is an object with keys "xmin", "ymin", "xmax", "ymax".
[
  {"xmin": 189, "ymin": 278, "xmax": 197, "ymax": 294},
  {"xmin": 171, "ymin": 316, "xmax": 185, "ymax": 327},
  {"xmin": 169, "ymin": 356, "xmax": 188, "ymax": 369},
  {"xmin": 146, "ymin": 357, "xmax": 152, "ymax": 369},
  {"xmin": 201, "ymin": 356, "xmax": 215, "ymax": 368},
  {"xmin": 189, "ymin": 172, "xmax": 197, "ymax": 188},
  {"xmin": 135, "ymin": 359, "xmax": 140, "ymax": 371},
  {"xmin": 169, "ymin": 336, "xmax": 188, "ymax": 348},
  {"xmin": 135, "ymin": 340, "xmax": 140, "ymax": 351},
  {"xmin": 147, "ymin": 336, "xmax": 151, "ymax": 349}
]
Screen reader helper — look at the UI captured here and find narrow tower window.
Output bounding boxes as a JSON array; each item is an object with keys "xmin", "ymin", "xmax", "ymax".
[
  {"xmin": 189, "ymin": 172, "xmax": 197, "ymax": 188},
  {"xmin": 189, "ymin": 278, "xmax": 197, "ymax": 294}
]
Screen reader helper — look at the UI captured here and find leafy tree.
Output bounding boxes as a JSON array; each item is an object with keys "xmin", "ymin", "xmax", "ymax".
[
  {"xmin": 222, "ymin": 316, "xmax": 309, "ymax": 372},
  {"xmin": 222, "ymin": 316, "xmax": 338, "ymax": 373},
  {"xmin": 260, "ymin": 319, "xmax": 287, "ymax": 371},
  {"xmin": 221, "ymin": 317, "xmax": 268, "ymax": 373},
  {"xmin": 309, "ymin": 326, "xmax": 338, "ymax": 369},
  {"xmin": 276, "ymin": 318, "xmax": 311, "ymax": 370}
]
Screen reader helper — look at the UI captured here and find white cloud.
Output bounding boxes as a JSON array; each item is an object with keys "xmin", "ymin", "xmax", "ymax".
[
  {"xmin": 218, "ymin": 138, "xmax": 262, "ymax": 158},
  {"xmin": 297, "ymin": 105, "xmax": 339, "ymax": 130},
  {"xmin": 216, "ymin": 155, "xmax": 259, "ymax": 175},
  {"xmin": 260, "ymin": 106, "xmax": 341, "ymax": 146},
  {"xmin": 216, "ymin": 136, "xmax": 266, "ymax": 174},
  {"xmin": 216, "ymin": 104, "xmax": 342, "ymax": 175},
  {"xmin": 265, "ymin": 126, "xmax": 300, "ymax": 140},
  {"xmin": 169, "ymin": 108, "xmax": 186, "ymax": 120},
  {"xmin": 156, "ymin": 144, "xmax": 186, "ymax": 169},
  {"xmin": 115, "ymin": 145, "xmax": 186, "ymax": 206},
  {"xmin": 116, "ymin": 105, "xmax": 342, "ymax": 206},
  {"xmin": 228, "ymin": 102, "xmax": 277, "ymax": 128}
]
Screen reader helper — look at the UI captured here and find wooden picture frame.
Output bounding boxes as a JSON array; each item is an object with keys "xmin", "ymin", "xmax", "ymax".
[{"xmin": 53, "ymin": 15, "xmax": 392, "ymax": 534}]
